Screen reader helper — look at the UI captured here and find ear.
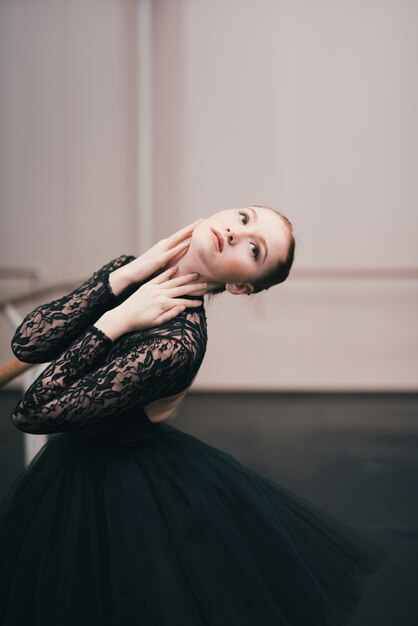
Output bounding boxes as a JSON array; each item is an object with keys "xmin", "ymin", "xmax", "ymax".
[{"xmin": 225, "ymin": 282, "xmax": 254, "ymax": 296}]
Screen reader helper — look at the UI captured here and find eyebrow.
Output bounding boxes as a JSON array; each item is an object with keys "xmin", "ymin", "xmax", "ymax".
[{"xmin": 247, "ymin": 207, "xmax": 269, "ymax": 263}]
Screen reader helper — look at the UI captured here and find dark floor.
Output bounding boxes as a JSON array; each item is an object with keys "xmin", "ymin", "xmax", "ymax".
[{"xmin": 1, "ymin": 390, "xmax": 418, "ymax": 625}]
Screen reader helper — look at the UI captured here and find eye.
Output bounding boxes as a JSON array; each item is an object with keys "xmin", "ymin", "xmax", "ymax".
[
  {"xmin": 239, "ymin": 211, "xmax": 260, "ymax": 260},
  {"xmin": 250, "ymin": 242, "xmax": 259, "ymax": 260}
]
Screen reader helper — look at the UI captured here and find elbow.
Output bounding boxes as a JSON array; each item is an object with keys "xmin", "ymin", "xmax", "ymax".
[
  {"xmin": 10, "ymin": 411, "xmax": 41, "ymax": 435},
  {"xmin": 11, "ymin": 410, "xmax": 63, "ymax": 435},
  {"xmin": 11, "ymin": 411, "xmax": 29, "ymax": 433},
  {"xmin": 11, "ymin": 314, "xmax": 50, "ymax": 364},
  {"xmin": 11, "ymin": 333, "xmax": 33, "ymax": 363},
  {"xmin": 10, "ymin": 321, "xmax": 28, "ymax": 360},
  {"xmin": 11, "ymin": 345, "xmax": 29, "ymax": 364},
  {"xmin": 11, "ymin": 337, "xmax": 48, "ymax": 364}
]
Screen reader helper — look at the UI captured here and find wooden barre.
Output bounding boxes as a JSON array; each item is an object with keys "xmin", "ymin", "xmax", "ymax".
[{"xmin": 0, "ymin": 358, "xmax": 33, "ymax": 389}]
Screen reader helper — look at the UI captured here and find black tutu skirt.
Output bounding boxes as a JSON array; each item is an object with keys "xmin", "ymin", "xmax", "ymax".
[{"xmin": 0, "ymin": 415, "xmax": 385, "ymax": 626}]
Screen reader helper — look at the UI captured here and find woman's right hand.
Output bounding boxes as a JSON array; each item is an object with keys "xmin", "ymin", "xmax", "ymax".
[
  {"xmin": 119, "ymin": 218, "xmax": 204, "ymax": 286},
  {"xmin": 114, "ymin": 266, "xmax": 207, "ymax": 333}
]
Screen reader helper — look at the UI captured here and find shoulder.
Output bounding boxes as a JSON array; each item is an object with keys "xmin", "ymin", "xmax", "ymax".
[
  {"xmin": 176, "ymin": 309, "xmax": 207, "ymax": 349},
  {"xmin": 157, "ymin": 309, "xmax": 208, "ymax": 367},
  {"xmin": 106, "ymin": 309, "xmax": 208, "ymax": 370}
]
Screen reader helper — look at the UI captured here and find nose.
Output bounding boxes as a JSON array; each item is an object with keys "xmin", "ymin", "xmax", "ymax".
[{"xmin": 225, "ymin": 227, "xmax": 237, "ymax": 246}]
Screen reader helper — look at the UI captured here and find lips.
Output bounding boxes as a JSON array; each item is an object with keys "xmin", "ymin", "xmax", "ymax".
[{"xmin": 211, "ymin": 228, "xmax": 224, "ymax": 252}]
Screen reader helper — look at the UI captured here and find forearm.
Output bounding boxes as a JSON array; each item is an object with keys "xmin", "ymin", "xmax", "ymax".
[
  {"xmin": 11, "ymin": 325, "xmax": 114, "ymax": 433},
  {"xmin": 13, "ymin": 303, "xmax": 139, "ymax": 435},
  {"xmin": 108, "ymin": 264, "xmax": 134, "ymax": 298},
  {"xmin": 94, "ymin": 309, "xmax": 129, "ymax": 342},
  {"xmin": 11, "ymin": 254, "xmax": 137, "ymax": 363},
  {"xmin": 10, "ymin": 330, "xmax": 194, "ymax": 436}
]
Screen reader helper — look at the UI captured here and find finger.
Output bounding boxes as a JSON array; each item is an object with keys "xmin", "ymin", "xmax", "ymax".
[
  {"xmin": 167, "ymin": 283, "xmax": 207, "ymax": 298},
  {"xmin": 149, "ymin": 266, "xmax": 178, "ymax": 283},
  {"xmin": 161, "ymin": 272, "xmax": 200, "ymax": 287},
  {"xmin": 156, "ymin": 305, "xmax": 185, "ymax": 325},
  {"xmin": 171, "ymin": 298, "xmax": 204, "ymax": 307},
  {"xmin": 161, "ymin": 239, "xmax": 191, "ymax": 261},
  {"xmin": 167, "ymin": 218, "xmax": 204, "ymax": 244}
]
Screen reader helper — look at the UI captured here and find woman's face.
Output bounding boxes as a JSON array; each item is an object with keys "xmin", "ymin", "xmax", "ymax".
[{"xmin": 181, "ymin": 206, "xmax": 289, "ymax": 295}]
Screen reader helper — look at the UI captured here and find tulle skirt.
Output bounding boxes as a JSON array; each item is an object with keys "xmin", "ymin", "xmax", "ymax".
[{"xmin": 0, "ymin": 420, "xmax": 385, "ymax": 625}]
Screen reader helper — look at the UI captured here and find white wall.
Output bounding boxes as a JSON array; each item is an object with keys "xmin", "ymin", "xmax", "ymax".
[
  {"xmin": 1, "ymin": 0, "xmax": 417, "ymax": 392},
  {"xmin": 153, "ymin": 0, "xmax": 418, "ymax": 390}
]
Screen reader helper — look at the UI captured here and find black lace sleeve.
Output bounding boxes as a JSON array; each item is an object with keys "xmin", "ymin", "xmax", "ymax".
[
  {"xmin": 10, "ymin": 254, "xmax": 138, "ymax": 364},
  {"xmin": 10, "ymin": 323, "xmax": 197, "ymax": 435}
]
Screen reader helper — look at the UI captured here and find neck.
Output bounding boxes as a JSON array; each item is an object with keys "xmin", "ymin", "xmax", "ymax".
[{"xmin": 163, "ymin": 249, "xmax": 221, "ymax": 297}]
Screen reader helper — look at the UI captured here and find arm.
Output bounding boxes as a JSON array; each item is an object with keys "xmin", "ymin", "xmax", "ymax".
[
  {"xmin": 10, "ymin": 322, "xmax": 194, "ymax": 435},
  {"xmin": 10, "ymin": 254, "xmax": 139, "ymax": 364}
]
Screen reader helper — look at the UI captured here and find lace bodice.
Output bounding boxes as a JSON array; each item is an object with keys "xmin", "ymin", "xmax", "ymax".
[{"xmin": 10, "ymin": 255, "xmax": 207, "ymax": 435}]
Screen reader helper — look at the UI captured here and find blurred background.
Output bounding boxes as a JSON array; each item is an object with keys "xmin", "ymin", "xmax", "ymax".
[{"xmin": 0, "ymin": 0, "xmax": 417, "ymax": 624}]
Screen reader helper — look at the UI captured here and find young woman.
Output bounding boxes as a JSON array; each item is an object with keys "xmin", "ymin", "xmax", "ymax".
[{"xmin": 0, "ymin": 205, "xmax": 384, "ymax": 625}]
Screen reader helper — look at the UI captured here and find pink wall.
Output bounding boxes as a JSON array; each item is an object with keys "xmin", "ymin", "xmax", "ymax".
[
  {"xmin": 152, "ymin": 0, "xmax": 418, "ymax": 390},
  {"xmin": 1, "ymin": 0, "xmax": 417, "ymax": 390}
]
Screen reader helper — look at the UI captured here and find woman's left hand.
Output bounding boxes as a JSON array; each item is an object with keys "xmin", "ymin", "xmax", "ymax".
[{"xmin": 124, "ymin": 218, "xmax": 204, "ymax": 284}]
